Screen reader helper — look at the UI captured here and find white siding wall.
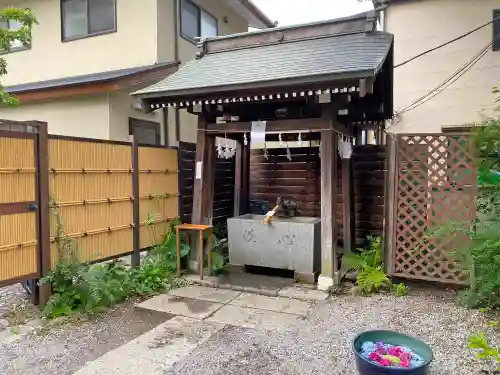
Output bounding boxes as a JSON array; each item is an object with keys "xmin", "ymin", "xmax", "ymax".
[{"xmin": 385, "ymin": 0, "xmax": 500, "ymax": 133}]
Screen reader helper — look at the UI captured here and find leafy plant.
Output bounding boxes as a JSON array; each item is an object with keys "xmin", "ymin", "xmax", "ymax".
[
  {"xmin": 0, "ymin": 8, "xmax": 37, "ymax": 106},
  {"xmin": 41, "ymin": 201, "xmax": 189, "ymax": 318},
  {"xmin": 209, "ymin": 234, "xmax": 228, "ymax": 275},
  {"xmin": 431, "ymin": 112, "xmax": 500, "ymax": 309},
  {"xmin": 467, "ymin": 320, "xmax": 500, "ymax": 374},
  {"xmin": 392, "ymin": 283, "xmax": 410, "ymax": 297},
  {"xmin": 344, "ymin": 236, "xmax": 390, "ymax": 295}
]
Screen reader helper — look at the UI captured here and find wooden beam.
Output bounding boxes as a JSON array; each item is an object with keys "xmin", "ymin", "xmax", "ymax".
[
  {"xmin": 342, "ymin": 157, "xmax": 355, "ymax": 252},
  {"xmin": 207, "ymin": 117, "xmax": 329, "ymax": 133},
  {"xmin": 320, "ymin": 123, "xmax": 338, "ymax": 281}
]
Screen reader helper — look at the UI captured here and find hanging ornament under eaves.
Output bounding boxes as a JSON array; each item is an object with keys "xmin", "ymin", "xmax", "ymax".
[
  {"xmin": 278, "ymin": 132, "xmax": 284, "ymax": 146},
  {"xmin": 297, "ymin": 132, "xmax": 303, "ymax": 146},
  {"xmin": 263, "ymin": 142, "xmax": 269, "ymax": 160},
  {"xmin": 216, "ymin": 140, "xmax": 223, "ymax": 159},
  {"xmin": 337, "ymin": 135, "xmax": 353, "ymax": 159},
  {"xmin": 286, "ymin": 142, "xmax": 292, "ymax": 161},
  {"xmin": 243, "ymin": 132, "xmax": 248, "ymax": 146}
]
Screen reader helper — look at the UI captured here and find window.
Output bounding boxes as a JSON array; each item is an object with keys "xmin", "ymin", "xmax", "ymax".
[
  {"xmin": 61, "ymin": 0, "xmax": 116, "ymax": 41},
  {"xmin": 129, "ymin": 118, "xmax": 161, "ymax": 145},
  {"xmin": 493, "ymin": 9, "xmax": 500, "ymax": 51},
  {"xmin": 180, "ymin": 0, "xmax": 218, "ymax": 41},
  {"xmin": 0, "ymin": 18, "xmax": 30, "ymax": 53}
]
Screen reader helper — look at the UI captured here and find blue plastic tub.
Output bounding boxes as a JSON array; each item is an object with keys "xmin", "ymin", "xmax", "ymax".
[{"xmin": 352, "ymin": 330, "xmax": 433, "ymax": 375}]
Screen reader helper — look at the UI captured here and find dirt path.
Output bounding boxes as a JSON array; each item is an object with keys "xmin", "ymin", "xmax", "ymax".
[{"xmin": 0, "ymin": 298, "xmax": 172, "ymax": 375}]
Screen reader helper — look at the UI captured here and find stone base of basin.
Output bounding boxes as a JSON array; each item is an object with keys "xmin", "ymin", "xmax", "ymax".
[{"xmin": 227, "ymin": 214, "xmax": 321, "ymax": 283}]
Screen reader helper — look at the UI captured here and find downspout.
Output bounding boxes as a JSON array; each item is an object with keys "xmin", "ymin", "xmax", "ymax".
[{"xmin": 173, "ymin": 0, "xmax": 180, "ymax": 145}]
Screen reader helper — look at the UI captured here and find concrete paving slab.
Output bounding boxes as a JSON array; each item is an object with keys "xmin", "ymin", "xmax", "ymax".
[
  {"xmin": 72, "ymin": 351, "xmax": 166, "ymax": 375},
  {"xmin": 168, "ymin": 285, "xmax": 241, "ymax": 304},
  {"xmin": 136, "ymin": 294, "xmax": 224, "ymax": 319},
  {"xmin": 278, "ymin": 286, "xmax": 329, "ymax": 301},
  {"xmin": 72, "ymin": 316, "xmax": 225, "ymax": 375},
  {"xmin": 230, "ymin": 293, "xmax": 309, "ymax": 316},
  {"xmin": 206, "ymin": 304, "xmax": 302, "ymax": 330}
]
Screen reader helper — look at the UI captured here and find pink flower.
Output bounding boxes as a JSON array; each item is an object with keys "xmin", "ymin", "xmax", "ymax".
[
  {"xmin": 379, "ymin": 358, "xmax": 393, "ymax": 367},
  {"xmin": 369, "ymin": 352, "xmax": 382, "ymax": 362},
  {"xmin": 387, "ymin": 347, "xmax": 403, "ymax": 357},
  {"xmin": 400, "ymin": 352, "xmax": 412, "ymax": 361},
  {"xmin": 400, "ymin": 358, "xmax": 411, "ymax": 368}
]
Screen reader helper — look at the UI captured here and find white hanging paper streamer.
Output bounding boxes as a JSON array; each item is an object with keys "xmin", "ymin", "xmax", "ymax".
[
  {"xmin": 278, "ymin": 132, "xmax": 284, "ymax": 146},
  {"xmin": 243, "ymin": 132, "xmax": 248, "ymax": 146},
  {"xmin": 216, "ymin": 141, "xmax": 223, "ymax": 159},
  {"xmin": 223, "ymin": 132, "xmax": 232, "ymax": 159},
  {"xmin": 286, "ymin": 142, "xmax": 292, "ymax": 161},
  {"xmin": 297, "ymin": 132, "xmax": 303, "ymax": 146},
  {"xmin": 337, "ymin": 136, "xmax": 353, "ymax": 159},
  {"xmin": 263, "ymin": 143, "xmax": 269, "ymax": 160}
]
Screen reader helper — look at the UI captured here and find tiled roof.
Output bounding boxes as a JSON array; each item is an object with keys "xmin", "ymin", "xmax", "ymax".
[
  {"xmin": 6, "ymin": 61, "xmax": 178, "ymax": 93},
  {"xmin": 134, "ymin": 31, "xmax": 393, "ymax": 99}
]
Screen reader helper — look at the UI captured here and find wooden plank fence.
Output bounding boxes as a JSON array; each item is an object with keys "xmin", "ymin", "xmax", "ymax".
[
  {"xmin": 178, "ymin": 141, "xmax": 235, "ymax": 223},
  {"xmin": 249, "ymin": 145, "xmax": 386, "ymax": 245}
]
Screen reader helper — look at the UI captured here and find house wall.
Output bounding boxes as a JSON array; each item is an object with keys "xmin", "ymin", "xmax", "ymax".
[
  {"xmin": 108, "ymin": 88, "xmax": 167, "ymax": 143},
  {"xmin": 384, "ymin": 0, "xmax": 500, "ymax": 133},
  {"xmin": 0, "ymin": 0, "xmax": 251, "ymax": 143},
  {"xmin": 1, "ymin": 0, "xmax": 158, "ymax": 86},
  {"xmin": 175, "ymin": 0, "xmax": 249, "ymax": 143},
  {"xmin": 0, "ymin": 94, "xmax": 111, "ymax": 139}
]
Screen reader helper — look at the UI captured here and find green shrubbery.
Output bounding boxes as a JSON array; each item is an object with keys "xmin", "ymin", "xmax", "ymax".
[
  {"xmin": 344, "ymin": 236, "xmax": 391, "ymax": 295},
  {"xmin": 40, "ymin": 214, "xmax": 189, "ymax": 318}
]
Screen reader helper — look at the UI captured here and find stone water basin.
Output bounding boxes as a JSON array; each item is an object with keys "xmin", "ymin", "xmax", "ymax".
[{"xmin": 227, "ymin": 214, "xmax": 321, "ymax": 283}]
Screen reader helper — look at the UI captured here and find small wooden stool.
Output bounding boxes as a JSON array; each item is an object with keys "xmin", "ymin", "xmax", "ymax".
[{"xmin": 175, "ymin": 223, "xmax": 213, "ymax": 279}]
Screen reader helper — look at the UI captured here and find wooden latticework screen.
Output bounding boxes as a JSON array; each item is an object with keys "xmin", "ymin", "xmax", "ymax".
[
  {"xmin": 48, "ymin": 137, "xmax": 134, "ymax": 265},
  {"xmin": 391, "ymin": 134, "xmax": 476, "ymax": 284},
  {"xmin": 138, "ymin": 146, "xmax": 179, "ymax": 248},
  {"xmin": 0, "ymin": 132, "xmax": 39, "ymax": 284}
]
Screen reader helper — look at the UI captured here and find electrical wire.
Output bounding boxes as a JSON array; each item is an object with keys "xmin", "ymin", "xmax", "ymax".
[
  {"xmin": 397, "ymin": 39, "xmax": 493, "ymax": 115},
  {"xmin": 394, "ymin": 15, "xmax": 500, "ymax": 69}
]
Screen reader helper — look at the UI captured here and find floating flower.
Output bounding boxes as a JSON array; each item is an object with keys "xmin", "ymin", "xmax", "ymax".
[
  {"xmin": 379, "ymin": 358, "xmax": 393, "ymax": 367},
  {"xmin": 361, "ymin": 340, "xmax": 421, "ymax": 369},
  {"xmin": 388, "ymin": 346, "xmax": 403, "ymax": 357},
  {"xmin": 400, "ymin": 358, "xmax": 411, "ymax": 368}
]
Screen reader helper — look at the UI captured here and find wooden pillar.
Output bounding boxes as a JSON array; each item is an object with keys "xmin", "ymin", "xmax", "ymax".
[
  {"xmin": 191, "ymin": 114, "xmax": 216, "ymax": 225},
  {"xmin": 190, "ymin": 114, "xmax": 215, "ymax": 274},
  {"xmin": 319, "ymin": 127, "xmax": 338, "ymax": 288},
  {"xmin": 131, "ymin": 136, "xmax": 141, "ymax": 267},
  {"xmin": 233, "ymin": 141, "xmax": 242, "ymax": 216},
  {"xmin": 30, "ymin": 121, "xmax": 51, "ymax": 306},
  {"xmin": 341, "ymin": 156, "xmax": 355, "ymax": 253},
  {"xmin": 240, "ymin": 133, "xmax": 251, "ymax": 214}
]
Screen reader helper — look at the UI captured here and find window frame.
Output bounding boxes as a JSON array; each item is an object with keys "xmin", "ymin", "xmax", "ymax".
[
  {"xmin": 0, "ymin": 17, "xmax": 31, "ymax": 54},
  {"xmin": 61, "ymin": 0, "xmax": 117, "ymax": 42},
  {"xmin": 493, "ymin": 9, "xmax": 500, "ymax": 51},
  {"xmin": 129, "ymin": 118, "xmax": 161, "ymax": 146},
  {"xmin": 180, "ymin": 0, "xmax": 218, "ymax": 44}
]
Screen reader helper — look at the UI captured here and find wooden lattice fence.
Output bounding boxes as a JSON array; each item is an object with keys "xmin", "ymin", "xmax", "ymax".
[{"xmin": 387, "ymin": 133, "xmax": 477, "ymax": 284}]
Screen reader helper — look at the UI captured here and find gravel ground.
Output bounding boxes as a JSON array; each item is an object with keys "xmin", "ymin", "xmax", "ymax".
[
  {"xmin": 0, "ymin": 285, "xmax": 40, "ymax": 329},
  {"xmin": 165, "ymin": 289, "xmax": 487, "ymax": 375},
  {"xmin": 0, "ymin": 300, "xmax": 172, "ymax": 375}
]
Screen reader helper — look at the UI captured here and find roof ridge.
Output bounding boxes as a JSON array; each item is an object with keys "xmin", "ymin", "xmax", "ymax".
[{"xmin": 194, "ymin": 10, "xmax": 378, "ymax": 57}]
